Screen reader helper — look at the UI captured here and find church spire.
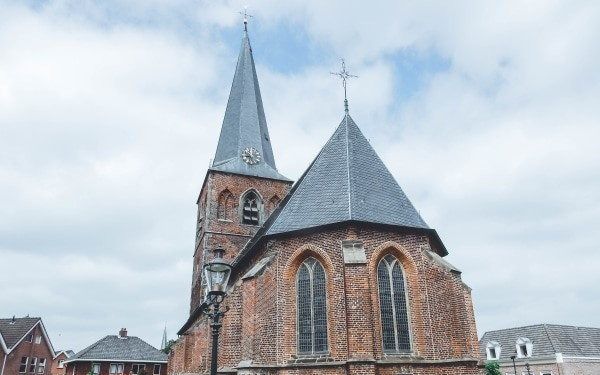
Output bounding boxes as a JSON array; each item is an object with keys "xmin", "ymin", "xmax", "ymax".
[{"xmin": 211, "ymin": 19, "xmax": 289, "ymax": 181}]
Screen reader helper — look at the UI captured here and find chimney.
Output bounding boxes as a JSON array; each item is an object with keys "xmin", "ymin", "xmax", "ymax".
[
  {"xmin": 119, "ymin": 328, "xmax": 128, "ymax": 338},
  {"xmin": 10, "ymin": 315, "xmax": 15, "ymax": 324}
]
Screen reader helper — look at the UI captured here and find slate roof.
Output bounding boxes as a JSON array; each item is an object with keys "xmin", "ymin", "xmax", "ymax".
[
  {"xmin": 210, "ymin": 28, "xmax": 289, "ymax": 182},
  {"xmin": 68, "ymin": 335, "xmax": 167, "ymax": 363},
  {"xmin": 0, "ymin": 317, "xmax": 40, "ymax": 349},
  {"xmin": 266, "ymin": 114, "xmax": 433, "ymax": 234},
  {"xmin": 228, "ymin": 113, "xmax": 447, "ymax": 272},
  {"xmin": 480, "ymin": 324, "xmax": 600, "ymax": 361}
]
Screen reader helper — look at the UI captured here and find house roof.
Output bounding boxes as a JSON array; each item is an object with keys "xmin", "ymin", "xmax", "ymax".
[
  {"xmin": 0, "ymin": 317, "xmax": 40, "ymax": 350},
  {"xmin": 67, "ymin": 335, "xmax": 167, "ymax": 363},
  {"xmin": 480, "ymin": 324, "xmax": 600, "ymax": 361},
  {"xmin": 265, "ymin": 114, "xmax": 431, "ymax": 235},
  {"xmin": 210, "ymin": 26, "xmax": 289, "ymax": 182}
]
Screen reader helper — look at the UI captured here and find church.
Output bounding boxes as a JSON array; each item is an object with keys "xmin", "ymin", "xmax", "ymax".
[{"xmin": 168, "ymin": 20, "xmax": 481, "ymax": 375}]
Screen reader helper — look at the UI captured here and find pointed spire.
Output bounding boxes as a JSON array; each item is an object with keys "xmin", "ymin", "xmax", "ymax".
[
  {"xmin": 210, "ymin": 20, "xmax": 289, "ymax": 181},
  {"xmin": 160, "ymin": 324, "xmax": 167, "ymax": 350}
]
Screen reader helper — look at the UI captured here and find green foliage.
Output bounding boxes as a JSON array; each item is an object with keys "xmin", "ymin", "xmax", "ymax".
[
  {"xmin": 161, "ymin": 339, "xmax": 177, "ymax": 354},
  {"xmin": 485, "ymin": 361, "xmax": 502, "ymax": 375}
]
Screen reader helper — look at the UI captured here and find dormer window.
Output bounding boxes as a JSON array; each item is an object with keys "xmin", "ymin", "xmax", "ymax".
[
  {"xmin": 486, "ymin": 341, "xmax": 501, "ymax": 360},
  {"xmin": 516, "ymin": 337, "xmax": 533, "ymax": 358},
  {"xmin": 241, "ymin": 191, "xmax": 261, "ymax": 225}
]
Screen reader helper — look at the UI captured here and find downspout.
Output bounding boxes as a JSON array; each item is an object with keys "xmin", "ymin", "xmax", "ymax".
[{"xmin": 1, "ymin": 351, "xmax": 8, "ymax": 375}]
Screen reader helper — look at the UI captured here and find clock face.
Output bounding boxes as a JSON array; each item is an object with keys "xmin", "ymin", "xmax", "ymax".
[{"xmin": 242, "ymin": 147, "xmax": 261, "ymax": 165}]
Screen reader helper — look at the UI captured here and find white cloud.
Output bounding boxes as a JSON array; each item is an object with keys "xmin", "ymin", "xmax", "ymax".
[{"xmin": 1, "ymin": 0, "xmax": 599, "ymax": 351}]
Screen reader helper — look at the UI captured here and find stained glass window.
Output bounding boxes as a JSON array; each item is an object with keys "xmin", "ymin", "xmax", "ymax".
[
  {"xmin": 378, "ymin": 254, "xmax": 411, "ymax": 352},
  {"xmin": 297, "ymin": 257, "xmax": 328, "ymax": 354}
]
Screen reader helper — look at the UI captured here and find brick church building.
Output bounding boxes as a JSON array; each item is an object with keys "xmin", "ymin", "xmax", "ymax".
[{"xmin": 168, "ymin": 21, "xmax": 480, "ymax": 375}]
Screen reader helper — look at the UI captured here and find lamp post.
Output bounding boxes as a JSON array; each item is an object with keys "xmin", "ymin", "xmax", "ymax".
[
  {"xmin": 201, "ymin": 248, "xmax": 232, "ymax": 375},
  {"xmin": 510, "ymin": 354, "xmax": 518, "ymax": 375}
]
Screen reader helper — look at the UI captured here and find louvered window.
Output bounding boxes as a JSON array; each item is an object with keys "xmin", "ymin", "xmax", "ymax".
[
  {"xmin": 297, "ymin": 257, "xmax": 328, "ymax": 354},
  {"xmin": 242, "ymin": 191, "xmax": 260, "ymax": 225},
  {"xmin": 378, "ymin": 254, "xmax": 411, "ymax": 352}
]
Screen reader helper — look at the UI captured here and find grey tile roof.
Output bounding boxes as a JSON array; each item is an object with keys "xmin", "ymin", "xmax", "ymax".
[
  {"xmin": 266, "ymin": 114, "xmax": 430, "ymax": 235},
  {"xmin": 0, "ymin": 317, "xmax": 40, "ymax": 349},
  {"xmin": 68, "ymin": 335, "xmax": 167, "ymax": 363},
  {"xmin": 479, "ymin": 324, "xmax": 600, "ymax": 361},
  {"xmin": 211, "ymin": 29, "xmax": 289, "ymax": 182}
]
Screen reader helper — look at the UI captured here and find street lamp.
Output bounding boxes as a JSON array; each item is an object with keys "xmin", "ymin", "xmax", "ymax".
[
  {"xmin": 202, "ymin": 247, "xmax": 232, "ymax": 375},
  {"xmin": 510, "ymin": 354, "xmax": 517, "ymax": 375}
]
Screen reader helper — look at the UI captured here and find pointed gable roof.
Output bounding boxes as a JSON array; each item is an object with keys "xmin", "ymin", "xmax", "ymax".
[
  {"xmin": 210, "ymin": 29, "xmax": 289, "ymax": 181},
  {"xmin": 0, "ymin": 317, "xmax": 40, "ymax": 350},
  {"xmin": 266, "ymin": 114, "xmax": 430, "ymax": 234}
]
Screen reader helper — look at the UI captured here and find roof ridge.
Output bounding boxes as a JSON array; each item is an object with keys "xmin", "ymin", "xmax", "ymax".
[
  {"xmin": 344, "ymin": 114, "xmax": 352, "ymax": 219},
  {"xmin": 543, "ymin": 324, "xmax": 558, "ymax": 353}
]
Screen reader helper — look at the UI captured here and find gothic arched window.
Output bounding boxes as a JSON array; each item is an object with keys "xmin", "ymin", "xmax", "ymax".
[
  {"xmin": 241, "ymin": 191, "xmax": 260, "ymax": 225},
  {"xmin": 267, "ymin": 195, "xmax": 281, "ymax": 215},
  {"xmin": 297, "ymin": 257, "xmax": 328, "ymax": 354},
  {"xmin": 217, "ymin": 190, "xmax": 234, "ymax": 221},
  {"xmin": 378, "ymin": 254, "xmax": 411, "ymax": 352}
]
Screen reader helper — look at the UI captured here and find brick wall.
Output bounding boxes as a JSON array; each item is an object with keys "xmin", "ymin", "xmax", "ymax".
[
  {"xmin": 189, "ymin": 170, "xmax": 292, "ymax": 312},
  {"xmin": 50, "ymin": 352, "xmax": 69, "ymax": 375},
  {"xmin": 2, "ymin": 325, "xmax": 54, "ymax": 375},
  {"xmin": 171, "ymin": 223, "xmax": 481, "ymax": 375}
]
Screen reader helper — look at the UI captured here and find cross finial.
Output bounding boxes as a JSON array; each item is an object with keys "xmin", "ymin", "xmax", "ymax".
[
  {"xmin": 331, "ymin": 59, "xmax": 357, "ymax": 114},
  {"xmin": 239, "ymin": 6, "xmax": 253, "ymax": 32}
]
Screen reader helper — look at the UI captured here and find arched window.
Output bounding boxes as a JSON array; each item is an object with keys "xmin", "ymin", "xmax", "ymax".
[
  {"xmin": 267, "ymin": 195, "xmax": 281, "ymax": 215},
  {"xmin": 217, "ymin": 190, "xmax": 234, "ymax": 221},
  {"xmin": 297, "ymin": 257, "xmax": 328, "ymax": 354},
  {"xmin": 241, "ymin": 191, "xmax": 260, "ymax": 225},
  {"xmin": 378, "ymin": 254, "xmax": 411, "ymax": 352}
]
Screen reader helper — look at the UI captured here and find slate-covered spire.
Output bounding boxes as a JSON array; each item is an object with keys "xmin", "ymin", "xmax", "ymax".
[
  {"xmin": 211, "ymin": 26, "xmax": 289, "ymax": 181},
  {"xmin": 263, "ymin": 113, "xmax": 447, "ymax": 254}
]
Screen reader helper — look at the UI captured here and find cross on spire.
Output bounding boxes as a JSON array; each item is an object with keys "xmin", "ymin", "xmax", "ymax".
[
  {"xmin": 239, "ymin": 6, "xmax": 253, "ymax": 32},
  {"xmin": 331, "ymin": 59, "xmax": 357, "ymax": 113}
]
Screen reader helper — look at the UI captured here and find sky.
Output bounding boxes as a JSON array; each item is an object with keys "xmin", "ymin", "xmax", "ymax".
[{"xmin": 1, "ymin": 0, "xmax": 599, "ymax": 352}]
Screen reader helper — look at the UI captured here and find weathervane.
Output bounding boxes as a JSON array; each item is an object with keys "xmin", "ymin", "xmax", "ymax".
[
  {"xmin": 331, "ymin": 58, "xmax": 357, "ymax": 113},
  {"xmin": 239, "ymin": 6, "xmax": 253, "ymax": 32}
]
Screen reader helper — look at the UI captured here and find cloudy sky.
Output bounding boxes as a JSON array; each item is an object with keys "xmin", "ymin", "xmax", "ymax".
[{"xmin": 1, "ymin": 0, "xmax": 599, "ymax": 351}]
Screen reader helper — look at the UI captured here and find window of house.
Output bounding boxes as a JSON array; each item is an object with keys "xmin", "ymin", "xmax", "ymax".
[
  {"xmin": 91, "ymin": 364, "xmax": 100, "ymax": 375},
  {"xmin": 297, "ymin": 257, "xmax": 328, "ymax": 354},
  {"xmin": 516, "ymin": 337, "xmax": 533, "ymax": 358},
  {"xmin": 241, "ymin": 191, "xmax": 260, "ymax": 225},
  {"xmin": 37, "ymin": 358, "xmax": 46, "ymax": 374},
  {"xmin": 35, "ymin": 335, "xmax": 42, "ymax": 344},
  {"xmin": 19, "ymin": 357, "xmax": 28, "ymax": 373},
  {"xmin": 26, "ymin": 333, "xmax": 34, "ymax": 342},
  {"xmin": 486, "ymin": 341, "xmax": 501, "ymax": 360},
  {"xmin": 540, "ymin": 372, "xmax": 552, "ymax": 375},
  {"xmin": 29, "ymin": 358, "xmax": 37, "ymax": 373},
  {"xmin": 378, "ymin": 254, "xmax": 411, "ymax": 352},
  {"xmin": 109, "ymin": 363, "xmax": 124, "ymax": 375},
  {"xmin": 57, "ymin": 360, "xmax": 65, "ymax": 369},
  {"xmin": 132, "ymin": 364, "xmax": 146, "ymax": 374},
  {"xmin": 153, "ymin": 364, "xmax": 161, "ymax": 375}
]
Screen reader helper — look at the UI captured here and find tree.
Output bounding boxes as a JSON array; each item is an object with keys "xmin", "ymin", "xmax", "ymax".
[
  {"xmin": 485, "ymin": 361, "xmax": 502, "ymax": 375},
  {"xmin": 161, "ymin": 339, "xmax": 177, "ymax": 354}
]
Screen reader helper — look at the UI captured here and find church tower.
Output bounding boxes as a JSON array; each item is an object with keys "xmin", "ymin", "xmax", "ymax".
[
  {"xmin": 189, "ymin": 23, "xmax": 292, "ymax": 312},
  {"xmin": 170, "ymin": 21, "xmax": 480, "ymax": 375}
]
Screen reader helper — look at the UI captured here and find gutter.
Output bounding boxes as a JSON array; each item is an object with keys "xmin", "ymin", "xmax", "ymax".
[{"xmin": 1, "ymin": 353, "xmax": 7, "ymax": 375}]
